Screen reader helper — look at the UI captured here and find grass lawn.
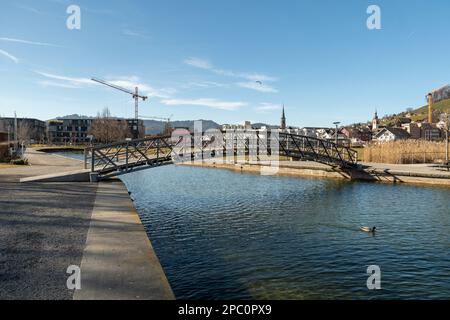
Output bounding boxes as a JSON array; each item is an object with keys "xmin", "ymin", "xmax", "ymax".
[
  {"xmin": 33, "ymin": 145, "xmax": 85, "ymax": 152},
  {"xmin": 0, "ymin": 163, "xmax": 16, "ymax": 170}
]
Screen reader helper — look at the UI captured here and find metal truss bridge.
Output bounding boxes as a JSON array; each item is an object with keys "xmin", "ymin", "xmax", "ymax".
[{"xmin": 86, "ymin": 131, "xmax": 358, "ymax": 179}]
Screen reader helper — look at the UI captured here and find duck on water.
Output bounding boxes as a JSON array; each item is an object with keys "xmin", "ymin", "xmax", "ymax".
[{"xmin": 360, "ymin": 226, "xmax": 377, "ymax": 233}]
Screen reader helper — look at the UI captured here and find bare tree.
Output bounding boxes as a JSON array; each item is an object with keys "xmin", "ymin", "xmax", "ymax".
[
  {"xmin": 89, "ymin": 107, "xmax": 132, "ymax": 143},
  {"xmin": 17, "ymin": 122, "xmax": 34, "ymax": 143}
]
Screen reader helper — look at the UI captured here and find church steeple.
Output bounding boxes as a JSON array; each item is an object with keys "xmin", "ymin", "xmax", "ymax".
[
  {"xmin": 281, "ymin": 105, "xmax": 286, "ymax": 130},
  {"xmin": 372, "ymin": 109, "xmax": 379, "ymax": 131}
]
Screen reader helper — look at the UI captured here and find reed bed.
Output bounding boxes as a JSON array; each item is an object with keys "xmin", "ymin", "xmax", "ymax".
[{"xmin": 363, "ymin": 140, "xmax": 447, "ymax": 164}]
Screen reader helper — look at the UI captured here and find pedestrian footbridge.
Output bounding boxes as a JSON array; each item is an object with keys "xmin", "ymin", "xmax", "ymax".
[{"xmin": 86, "ymin": 131, "xmax": 358, "ymax": 180}]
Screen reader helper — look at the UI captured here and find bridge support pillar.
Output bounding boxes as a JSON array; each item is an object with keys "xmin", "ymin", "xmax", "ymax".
[{"xmin": 90, "ymin": 172, "xmax": 100, "ymax": 183}]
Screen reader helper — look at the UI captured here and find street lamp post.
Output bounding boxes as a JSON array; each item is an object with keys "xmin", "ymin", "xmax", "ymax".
[
  {"xmin": 7, "ymin": 124, "xmax": 11, "ymax": 157},
  {"xmin": 446, "ymin": 114, "xmax": 449, "ymax": 165},
  {"xmin": 333, "ymin": 122, "xmax": 341, "ymax": 146},
  {"xmin": 440, "ymin": 113, "xmax": 449, "ymax": 166}
]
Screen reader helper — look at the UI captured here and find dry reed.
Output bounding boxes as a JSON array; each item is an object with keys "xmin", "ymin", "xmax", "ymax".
[{"xmin": 363, "ymin": 140, "xmax": 447, "ymax": 164}]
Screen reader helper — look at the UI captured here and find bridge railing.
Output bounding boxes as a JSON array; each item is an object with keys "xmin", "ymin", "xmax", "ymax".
[
  {"xmin": 88, "ymin": 136, "xmax": 175, "ymax": 175},
  {"xmin": 182, "ymin": 130, "xmax": 358, "ymax": 167},
  {"xmin": 88, "ymin": 130, "xmax": 358, "ymax": 177},
  {"xmin": 277, "ymin": 133, "xmax": 358, "ymax": 167}
]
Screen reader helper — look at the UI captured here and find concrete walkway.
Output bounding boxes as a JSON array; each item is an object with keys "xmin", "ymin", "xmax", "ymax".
[
  {"xmin": 0, "ymin": 149, "xmax": 174, "ymax": 300},
  {"xmin": 74, "ymin": 181, "xmax": 174, "ymax": 300},
  {"xmin": 0, "ymin": 149, "xmax": 85, "ymax": 181},
  {"xmin": 362, "ymin": 162, "xmax": 450, "ymax": 176},
  {"xmin": 0, "ymin": 152, "xmax": 96, "ymax": 300}
]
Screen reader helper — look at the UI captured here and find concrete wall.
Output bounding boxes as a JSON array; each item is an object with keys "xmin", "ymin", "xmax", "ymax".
[{"xmin": 183, "ymin": 161, "xmax": 450, "ymax": 187}]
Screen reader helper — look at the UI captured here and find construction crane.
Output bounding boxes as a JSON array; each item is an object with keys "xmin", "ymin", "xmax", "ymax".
[
  {"xmin": 141, "ymin": 115, "xmax": 172, "ymax": 122},
  {"xmin": 91, "ymin": 77, "xmax": 148, "ymax": 121}
]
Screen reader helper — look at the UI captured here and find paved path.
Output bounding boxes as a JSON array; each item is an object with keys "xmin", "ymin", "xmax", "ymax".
[
  {"xmin": 0, "ymin": 149, "xmax": 174, "ymax": 300},
  {"xmin": 0, "ymin": 150, "xmax": 96, "ymax": 300},
  {"xmin": 279, "ymin": 160, "xmax": 450, "ymax": 176},
  {"xmin": 362, "ymin": 162, "xmax": 450, "ymax": 177},
  {"xmin": 0, "ymin": 149, "xmax": 84, "ymax": 182}
]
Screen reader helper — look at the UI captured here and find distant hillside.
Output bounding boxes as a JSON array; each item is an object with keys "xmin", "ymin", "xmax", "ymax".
[
  {"xmin": 412, "ymin": 98, "xmax": 450, "ymax": 121},
  {"xmin": 144, "ymin": 119, "xmax": 221, "ymax": 135},
  {"xmin": 252, "ymin": 123, "xmax": 278, "ymax": 129},
  {"xmin": 379, "ymin": 98, "xmax": 450, "ymax": 126},
  {"xmin": 54, "ymin": 114, "xmax": 94, "ymax": 120}
]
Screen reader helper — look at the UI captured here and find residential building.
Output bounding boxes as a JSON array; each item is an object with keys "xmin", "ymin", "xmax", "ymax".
[
  {"xmin": 342, "ymin": 127, "xmax": 372, "ymax": 145},
  {"xmin": 47, "ymin": 117, "xmax": 94, "ymax": 144},
  {"xmin": 401, "ymin": 123, "xmax": 421, "ymax": 139},
  {"xmin": 394, "ymin": 117, "xmax": 412, "ymax": 126},
  {"xmin": 0, "ymin": 131, "xmax": 7, "ymax": 143},
  {"xmin": 0, "ymin": 117, "xmax": 47, "ymax": 144},
  {"xmin": 374, "ymin": 127, "xmax": 411, "ymax": 142},
  {"xmin": 126, "ymin": 118, "xmax": 146, "ymax": 139},
  {"xmin": 418, "ymin": 123, "xmax": 442, "ymax": 141},
  {"xmin": 316, "ymin": 128, "xmax": 334, "ymax": 140},
  {"xmin": 437, "ymin": 120, "xmax": 447, "ymax": 130},
  {"xmin": 313, "ymin": 128, "xmax": 349, "ymax": 145},
  {"xmin": 47, "ymin": 116, "xmax": 145, "ymax": 144},
  {"xmin": 299, "ymin": 127, "xmax": 332, "ymax": 138},
  {"xmin": 242, "ymin": 121, "xmax": 252, "ymax": 130},
  {"xmin": 222, "ymin": 121, "xmax": 253, "ymax": 131}
]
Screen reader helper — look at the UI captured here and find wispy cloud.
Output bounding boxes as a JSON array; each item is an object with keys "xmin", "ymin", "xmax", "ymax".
[
  {"xmin": 83, "ymin": 6, "xmax": 115, "ymax": 16},
  {"xmin": 45, "ymin": 0, "xmax": 114, "ymax": 14},
  {"xmin": 15, "ymin": 4, "xmax": 45, "ymax": 15},
  {"xmin": 184, "ymin": 57, "xmax": 279, "ymax": 92},
  {"xmin": 183, "ymin": 81, "xmax": 228, "ymax": 89},
  {"xmin": 122, "ymin": 29, "xmax": 151, "ymax": 40},
  {"xmin": 0, "ymin": 49, "xmax": 19, "ymax": 63},
  {"xmin": 184, "ymin": 57, "xmax": 213, "ymax": 70},
  {"xmin": 240, "ymin": 73, "xmax": 278, "ymax": 82},
  {"xmin": 105, "ymin": 76, "xmax": 175, "ymax": 98},
  {"xmin": 47, "ymin": 0, "xmax": 70, "ymax": 4},
  {"xmin": 161, "ymin": 98, "xmax": 247, "ymax": 111},
  {"xmin": 237, "ymin": 81, "xmax": 278, "ymax": 93},
  {"xmin": 255, "ymin": 103, "xmax": 282, "ymax": 113},
  {"xmin": 34, "ymin": 71, "xmax": 93, "ymax": 86},
  {"xmin": 38, "ymin": 80, "xmax": 80, "ymax": 89},
  {"xmin": 0, "ymin": 37, "xmax": 60, "ymax": 47},
  {"xmin": 34, "ymin": 72, "xmax": 175, "ymax": 98}
]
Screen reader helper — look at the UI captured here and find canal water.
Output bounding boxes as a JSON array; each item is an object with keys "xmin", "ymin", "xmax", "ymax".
[
  {"xmin": 49, "ymin": 152, "xmax": 450, "ymax": 299},
  {"xmin": 51, "ymin": 151, "xmax": 85, "ymax": 161},
  {"xmin": 120, "ymin": 165, "xmax": 450, "ymax": 300}
]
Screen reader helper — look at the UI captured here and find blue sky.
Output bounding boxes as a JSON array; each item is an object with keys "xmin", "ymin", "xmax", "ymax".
[{"xmin": 1, "ymin": 0, "xmax": 450, "ymax": 127}]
